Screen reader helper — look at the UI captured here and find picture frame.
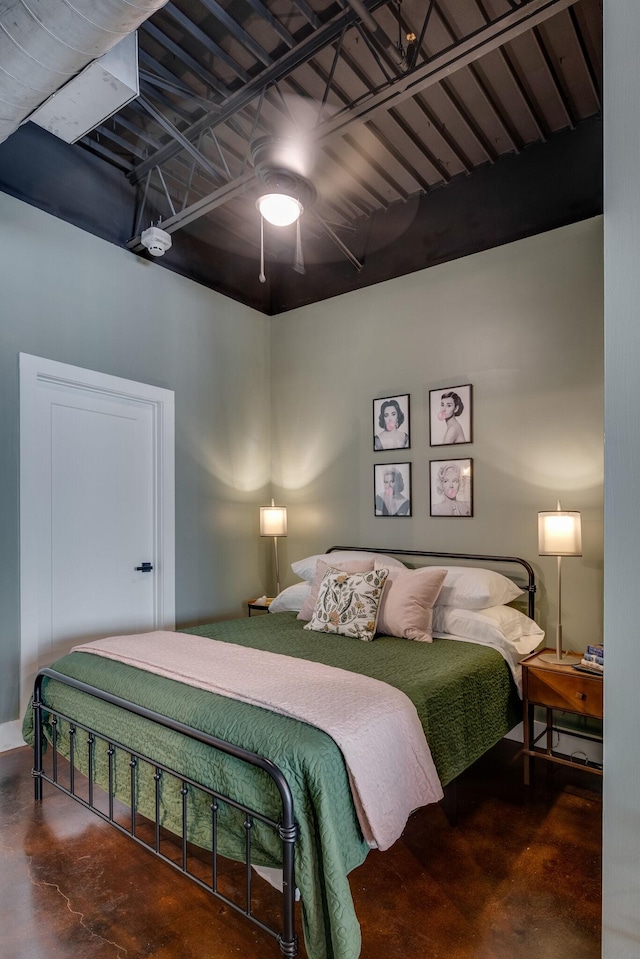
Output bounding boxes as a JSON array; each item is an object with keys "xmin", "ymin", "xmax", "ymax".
[
  {"xmin": 374, "ymin": 462, "xmax": 412, "ymax": 517},
  {"xmin": 429, "ymin": 384, "xmax": 472, "ymax": 446},
  {"xmin": 373, "ymin": 394, "xmax": 411, "ymax": 451},
  {"xmin": 429, "ymin": 458, "xmax": 473, "ymax": 517}
]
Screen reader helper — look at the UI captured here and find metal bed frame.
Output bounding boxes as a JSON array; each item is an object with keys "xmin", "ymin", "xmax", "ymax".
[
  {"xmin": 327, "ymin": 546, "xmax": 536, "ymax": 617},
  {"xmin": 31, "ymin": 548, "xmax": 535, "ymax": 958},
  {"xmin": 31, "ymin": 669, "xmax": 299, "ymax": 958}
]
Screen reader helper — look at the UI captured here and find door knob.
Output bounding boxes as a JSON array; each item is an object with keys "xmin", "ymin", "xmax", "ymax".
[{"xmin": 135, "ymin": 562, "xmax": 154, "ymax": 572}]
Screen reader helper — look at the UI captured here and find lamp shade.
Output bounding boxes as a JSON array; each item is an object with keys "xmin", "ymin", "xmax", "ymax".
[
  {"xmin": 538, "ymin": 510, "xmax": 582, "ymax": 556},
  {"xmin": 257, "ymin": 193, "xmax": 303, "ymax": 227},
  {"xmin": 260, "ymin": 505, "xmax": 287, "ymax": 537}
]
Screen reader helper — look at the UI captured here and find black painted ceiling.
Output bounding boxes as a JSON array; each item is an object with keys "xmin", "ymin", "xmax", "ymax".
[{"xmin": 0, "ymin": 0, "xmax": 603, "ymax": 314}]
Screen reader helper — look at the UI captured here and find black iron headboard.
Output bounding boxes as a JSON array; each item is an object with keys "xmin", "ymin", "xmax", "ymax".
[{"xmin": 327, "ymin": 546, "xmax": 536, "ymax": 619}]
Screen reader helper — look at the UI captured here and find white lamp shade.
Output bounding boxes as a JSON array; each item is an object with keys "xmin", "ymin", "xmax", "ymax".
[
  {"xmin": 538, "ymin": 510, "xmax": 582, "ymax": 556},
  {"xmin": 260, "ymin": 505, "xmax": 287, "ymax": 537},
  {"xmin": 257, "ymin": 193, "xmax": 303, "ymax": 227}
]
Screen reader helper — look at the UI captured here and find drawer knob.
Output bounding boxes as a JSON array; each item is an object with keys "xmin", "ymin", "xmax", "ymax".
[{"xmin": 575, "ymin": 691, "xmax": 586, "ymax": 701}]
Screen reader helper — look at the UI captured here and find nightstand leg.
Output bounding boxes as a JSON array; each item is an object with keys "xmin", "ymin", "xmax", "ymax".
[
  {"xmin": 523, "ymin": 701, "xmax": 534, "ymax": 786},
  {"xmin": 545, "ymin": 707, "xmax": 553, "ymax": 755}
]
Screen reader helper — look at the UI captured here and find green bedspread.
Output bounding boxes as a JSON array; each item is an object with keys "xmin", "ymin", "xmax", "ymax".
[{"xmin": 23, "ymin": 612, "xmax": 520, "ymax": 959}]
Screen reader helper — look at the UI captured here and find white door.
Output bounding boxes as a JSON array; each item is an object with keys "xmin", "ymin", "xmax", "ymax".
[{"xmin": 20, "ymin": 354, "xmax": 175, "ymax": 713}]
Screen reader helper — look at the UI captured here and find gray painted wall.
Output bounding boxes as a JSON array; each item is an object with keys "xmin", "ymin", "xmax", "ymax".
[
  {"xmin": 270, "ymin": 218, "xmax": 604, "ymax": 650},
  {"xmin": 602, "ymin": 2, "xmax": 640, "ymax": 954},
  {"xmin": 0, "ymin": 191, "xmax": 271, "ymax": 724}
]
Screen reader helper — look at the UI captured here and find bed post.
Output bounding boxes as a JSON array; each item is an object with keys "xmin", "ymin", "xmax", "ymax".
[
  {"xmin": 278, "ymin": 818, "xmax": 298, "ymax": 957},
  {"xmin": 32, "ymin": 673, "xmax": 44, "ymax": 801}
]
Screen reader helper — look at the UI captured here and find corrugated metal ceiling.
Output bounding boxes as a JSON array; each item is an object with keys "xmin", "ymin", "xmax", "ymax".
[{"xmin": 75, "ymin": 0, "xmax": 601, "ymax": 272}]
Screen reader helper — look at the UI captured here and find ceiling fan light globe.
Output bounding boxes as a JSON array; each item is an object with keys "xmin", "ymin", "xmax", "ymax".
[{"xmin": 257, "ymin": 193, "xmax": 303, "ymax": 227}]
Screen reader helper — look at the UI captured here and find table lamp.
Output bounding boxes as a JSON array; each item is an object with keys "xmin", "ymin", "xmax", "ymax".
[
  {"xmin": 260, "ymin": 498, "xmax": 287, "ymax": 596},
  {"xmin": 538, "ymin": 501, "xmax": 582, "ymax": 665}
]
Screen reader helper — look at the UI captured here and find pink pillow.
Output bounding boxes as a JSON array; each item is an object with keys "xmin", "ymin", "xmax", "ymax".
[
  {"xmin": 376, "ymin": 566, "xmax": 448, "ymax": 642},
  {"xmin": 297, "ymin": 558, "xmax": 374, "ymax": 621}
]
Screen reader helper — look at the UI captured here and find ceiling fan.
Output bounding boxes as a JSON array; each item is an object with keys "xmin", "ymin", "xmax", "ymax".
[
  {"xmin": 134, "ymin": 0, "xmax": 418, "ymax": 280},
  {"xmin": 250, "ymin": 130, "xmax": 318, "ymax": 282},
  {"xmin": 244, "ymin": 1, "xmax": 415, "ymax": 283},
  {"xmin": 247, "ymin": 85, "xmax": 416, "ymax": 283}
]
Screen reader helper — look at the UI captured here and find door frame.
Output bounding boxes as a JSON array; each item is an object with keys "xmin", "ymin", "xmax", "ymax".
[{"xmin": 19, "ymin": 353, "xmax": 175, "ymax": 714}]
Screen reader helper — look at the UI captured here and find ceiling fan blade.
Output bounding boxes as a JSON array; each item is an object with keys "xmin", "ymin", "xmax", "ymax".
[
  {"xmin": 293, "ymin": 217, "xmax": 305, "ymax": 275},
  {"xmin": 249, "ymin": 92, "xmax": 422, "ymax": 269}
]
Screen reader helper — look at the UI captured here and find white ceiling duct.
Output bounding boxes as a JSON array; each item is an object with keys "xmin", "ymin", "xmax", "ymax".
[{"xmin": 0, "ymin": 0, "xmax": 169, "ymax": 146}]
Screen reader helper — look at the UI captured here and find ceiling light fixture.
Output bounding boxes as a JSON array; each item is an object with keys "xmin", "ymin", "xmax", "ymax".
[
  {"xmin": 257, "ymin": 192, "xmax": 303, "ymax": 227},
  {"xmin": 251, "ymin": 136, "xmax": 317, "ymax": 284}
]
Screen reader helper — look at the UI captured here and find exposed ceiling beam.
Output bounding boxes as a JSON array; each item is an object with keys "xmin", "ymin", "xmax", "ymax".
[
  {"xmin": 128, "ymin": 0, "xmax": 576, "ymax": 248},
  {"xmin": 243, "ymin": 0, "xmax": 296, "ymax": 49},
  {"xmin": 162, "ymin": 3, "xmax": 251, "ymax": 82},
  {"xmin": 313, "ymin": 0, "xmax": 577, "ymax": 143},
  {"xmin": 127, "ymin": 171, "xmax": 256, "ymax": 248},
  {"xmin": 130, "ymin": 0, "xmax": 389, "ymax": 183},
  {"xmin": 142, "ymin": 20, "xmax": 228, "ymax": 98},
  {"xmin": 197, "ymin": 0, "xmax": 274, "ymax": 67},
  {"xmin": 138, "ymin": 95, "xmax": 226, "ymax": 183}
]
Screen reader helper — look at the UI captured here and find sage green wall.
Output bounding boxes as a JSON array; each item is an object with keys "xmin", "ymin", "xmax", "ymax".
[
  {"xmin": 270, "ymin": 218, "xmax": 604, "ymax": 650},
  {"xmin": 0, "ymin": 196, "xmax": 605, "ymax": 733},
  {"xmin": 0, "ymin": 191, "xmax": 271, "ymax": 724},
  {"xmin": 602, "ymin": 1, "xmax": 640, "ymax": 953}
]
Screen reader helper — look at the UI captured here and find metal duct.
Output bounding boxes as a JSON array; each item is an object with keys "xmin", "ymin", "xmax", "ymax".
[{"xmin": 0, "ymin": 0, "xmax": 169, "ymax": 146}]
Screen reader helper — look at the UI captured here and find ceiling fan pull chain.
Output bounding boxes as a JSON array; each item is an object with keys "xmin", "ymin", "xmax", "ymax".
[
  {"xmin": 293, "ymin": 218, "xmax": 305, "ymax": 275},
  {"xmin": 259, "ymin": 214, "xmax": 266, "ymax": 284}
]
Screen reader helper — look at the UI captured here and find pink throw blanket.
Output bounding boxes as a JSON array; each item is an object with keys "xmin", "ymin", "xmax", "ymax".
[{"xmin": 72, "ymin": 630, "xmax": 443, "ymax": 850}]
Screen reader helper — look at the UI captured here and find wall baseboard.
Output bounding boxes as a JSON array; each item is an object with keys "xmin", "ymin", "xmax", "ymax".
[{"xmin": 0, "ymin": 720, "xmax": 25, "ymax": 753}]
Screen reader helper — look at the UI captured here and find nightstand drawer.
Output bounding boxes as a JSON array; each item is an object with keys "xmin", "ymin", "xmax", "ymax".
[{"xmin": 527, "ymin": 669, "xmax": 603, "ymax": 719}]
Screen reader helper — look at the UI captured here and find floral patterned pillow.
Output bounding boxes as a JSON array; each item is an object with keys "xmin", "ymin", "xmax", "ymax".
[{"xmin": 304, "ymin": 567, "xmax": 390, "ymax": 641}]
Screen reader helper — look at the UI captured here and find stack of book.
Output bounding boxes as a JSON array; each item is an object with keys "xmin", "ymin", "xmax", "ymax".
[{"xmin": 573, "ymin": 644, "xmax": 604, "ymax": 675}]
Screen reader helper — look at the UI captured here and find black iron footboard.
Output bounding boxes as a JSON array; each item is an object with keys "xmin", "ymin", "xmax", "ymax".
[{"xmin": 31, "ymin": 667, "xmax": 299, "ymax": 958}]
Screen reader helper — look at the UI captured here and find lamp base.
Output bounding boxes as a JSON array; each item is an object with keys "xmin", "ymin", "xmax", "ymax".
[{"xmin": 539, "ymin": 651, "xmax": 581, "ymax": 666}]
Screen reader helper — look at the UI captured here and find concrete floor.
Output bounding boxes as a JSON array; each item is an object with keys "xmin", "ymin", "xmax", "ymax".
[{"xmin": 0, "ymin": 740, "xmax": 601, "ymax": 959}]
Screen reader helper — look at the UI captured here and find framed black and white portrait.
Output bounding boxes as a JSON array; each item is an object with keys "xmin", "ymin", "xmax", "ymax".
[
  {"xmin": 374, "ymin": 462, "xmax": 412, "ymax": 517},
  {"xmin": 373, "ymin": 394, "xmax": 410, "ymax": 451},
  {"xmin": 429, "ymin": 384, "xmax": 472, "ymax": 446},
  {"xmin": 429, "ymin": 458, "xmax": 473, "ymax": 517}
]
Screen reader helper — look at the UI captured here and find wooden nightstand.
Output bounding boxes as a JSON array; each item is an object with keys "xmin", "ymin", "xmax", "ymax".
[
  {"xmin": 522, "ymin": 649, "xmax": 603, "ymax": 785},
  {"xmin": 247, "ymin": 597, "xmax": 273, "ymax": 616}
]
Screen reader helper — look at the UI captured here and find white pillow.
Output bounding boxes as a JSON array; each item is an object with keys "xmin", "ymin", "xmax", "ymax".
[
  {"xmin": 304, "ymin": 567, "xmax": 390, "ymax": 642},
  {"xmin": 436, "ymin": 566, "xmax": 524, "ymax": 609},
  {"xmin": 432, "ymin": 605, "xmax": 544, "ymax": 655},
  {"xmin": 432, "ymin": 605, "xmax": 544, "ymax": 695},
  {"xmin": 291, "ymin": 551, "xmax": 406, "ymax": 584},
  {"xmin": 268, "ymin": 582, "xmax": 312, "ymax": 613}
]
